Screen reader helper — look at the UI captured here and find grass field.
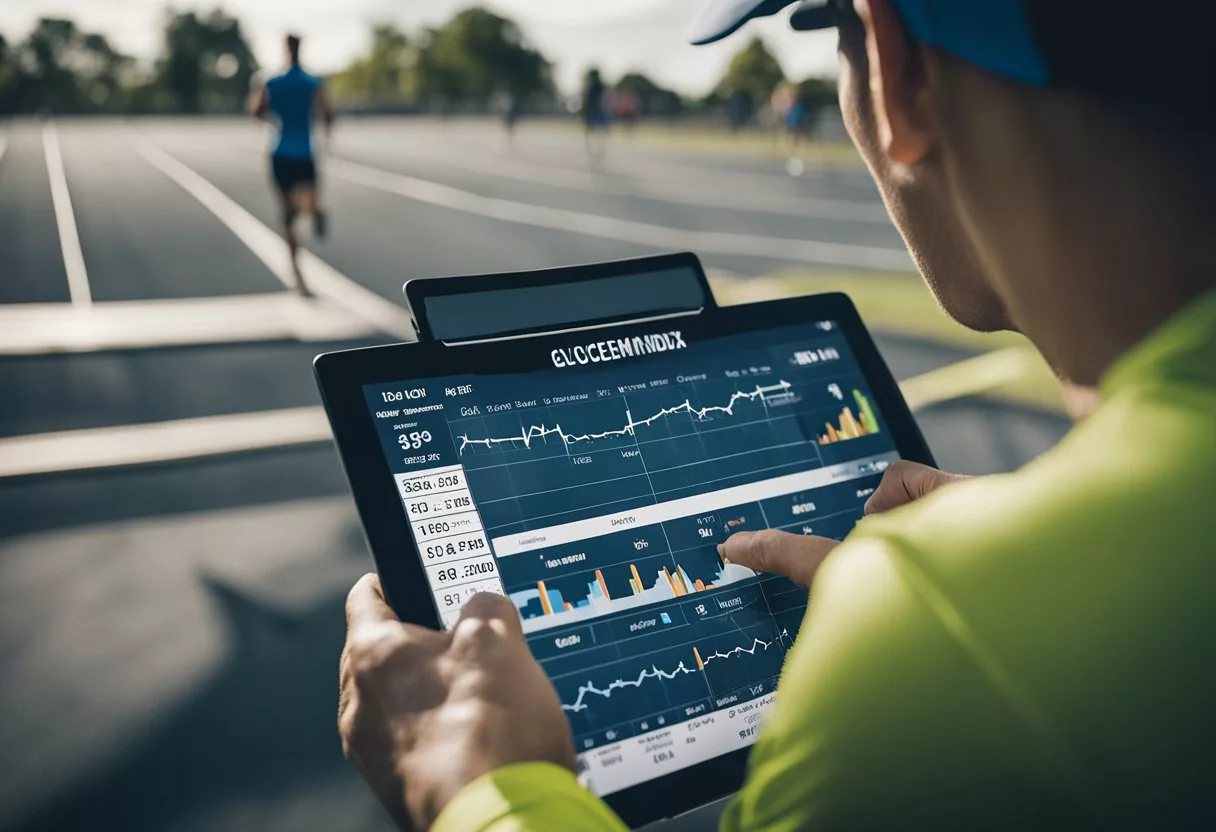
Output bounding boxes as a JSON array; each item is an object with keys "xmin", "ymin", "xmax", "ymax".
[{"xmin": 605, "ymin": 124, "xmax": 864, "ymax": 165}]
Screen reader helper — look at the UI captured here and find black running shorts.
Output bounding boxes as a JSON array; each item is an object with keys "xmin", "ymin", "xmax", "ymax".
[{"xmin": 271, "ymin": 156, "xmax": 317, "ymax": 195}]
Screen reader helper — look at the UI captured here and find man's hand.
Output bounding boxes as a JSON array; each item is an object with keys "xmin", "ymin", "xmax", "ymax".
[
  {"xmin": 719, "ymin": 530, "xmax": 839, "ymax": 588},
  {"xmin": 339, "ymin": 575, "xmax": 576, "ymax": 831},
  {"xmin": 718, "ymin": 463, "xmax": 967, "ymax": 587},
  {"xmin": 248, "ymin": 85, "xmax": 269, "ymax": 121},
  {"xmin": 863, "ymin": 460, "xmax": 968, "ymax": 515}
]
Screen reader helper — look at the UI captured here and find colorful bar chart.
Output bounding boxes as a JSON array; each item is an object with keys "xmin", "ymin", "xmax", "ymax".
[
  {"xmin": 510, "ymin": 555, "xmax": 757, "ymax": 625},
  {"xmin": 818, "ymin": 389, "xmax": 881, "ymax": 444}
]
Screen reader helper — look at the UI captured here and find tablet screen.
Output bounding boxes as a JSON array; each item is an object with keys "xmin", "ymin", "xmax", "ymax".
[{"xmin": 361, "ymin": 319, "xmax": 899, "ymax": 797}]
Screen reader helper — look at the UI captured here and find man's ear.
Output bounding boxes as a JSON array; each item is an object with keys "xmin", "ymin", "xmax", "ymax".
[{"xmin": 857, "ymin": 0, "xmax": 936, "ymax": 166}]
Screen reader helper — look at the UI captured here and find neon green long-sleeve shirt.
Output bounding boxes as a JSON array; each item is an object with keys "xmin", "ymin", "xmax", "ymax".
[{"xmin": 434, "ymin": 291, "xmax": 1216, "ymax": 832}]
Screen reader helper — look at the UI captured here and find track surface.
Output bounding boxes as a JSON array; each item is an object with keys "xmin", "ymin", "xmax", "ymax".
[{"xmin": 0, "ymin": 117, "xmax": 1068, "ymax": 832}]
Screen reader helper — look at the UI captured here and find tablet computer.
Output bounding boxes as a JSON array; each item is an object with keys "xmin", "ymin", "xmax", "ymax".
[{"xmin": 315, "ymin": 291, "xmax": 933, "ymax": 828}]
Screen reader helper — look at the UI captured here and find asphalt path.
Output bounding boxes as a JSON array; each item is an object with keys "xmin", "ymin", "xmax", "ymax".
[
  {"xmin": 0, "ymin": 125, "xmax": 70, "ymax": 304},
  {"xmin": 0, "ymin": 116, "xmax": 1069, "ymax": 832}
]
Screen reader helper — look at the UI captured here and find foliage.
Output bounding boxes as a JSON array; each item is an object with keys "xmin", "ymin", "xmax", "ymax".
[
  {"xmin": 717, "ymin": 37, "xmax": 784, "ymax": 109},
  {"xmin": 152, "ymin": 10, "xmax": 258, "ymax": 113},
  {"xmin": 0, "ymin": 5, "xmax": 603, "ymax": 116},
  {"xmin": 412, "ymin": 8, "xmax": 552, "ymax": 107},
  {"xmin": 615, "ymin": 72, "xmax": 683, "ymax": 116},
  {"xmin": 326, "ymin": 8, "xmax": 554, "ymax": 109},
  {"xmin": 0, "ymin": 10, "xmax": 255, "ymax": 114},
  {"xmin": 796, "ymin": 77, "xmax": 836, "ymax": 111},
  {"xmin": 0, "ymin": 33, "xmax": 12, "ymax": 112},
  {"xmin": 329, "ymin": 24, "xmax": 415, "ymax": 102},
  {"xmin": 0, "ymin": 5, "xmax": 556, "ymax": 115},
  {"xmin": 0, "ymin": 18, "xmax": 133, "ymax": 113}
]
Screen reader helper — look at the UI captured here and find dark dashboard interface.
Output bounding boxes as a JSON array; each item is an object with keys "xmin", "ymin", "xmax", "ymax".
[{"xmin": 362, "ymin": 320, "xmax": 899, "ymax": 797}]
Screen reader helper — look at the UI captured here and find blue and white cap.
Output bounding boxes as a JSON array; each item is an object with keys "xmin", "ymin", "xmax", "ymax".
[{"xmin": 689, "ymin": 0, "xmax": 1050, "ymax": 86}]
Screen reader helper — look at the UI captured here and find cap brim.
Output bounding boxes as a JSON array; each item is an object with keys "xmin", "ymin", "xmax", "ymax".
[
  {"xmin": 789, "ymin": 2, "xmax": 839, "ymax": 31},
  {"xmin": 688, "ymin": 0, "xmax": 800, "ymax": 45}
]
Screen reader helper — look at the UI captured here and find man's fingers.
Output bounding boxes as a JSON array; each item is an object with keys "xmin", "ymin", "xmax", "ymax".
[
  {"xmin": 718, "ymin": 530, "xmax": 838, "ymax": 588},
  {"xmin": 864, "ymin": 460, "xmax": 967, "ymax": 515},
  {"xmin": 454, "ymin": 592, "xmax": 526, "ymax": 641},
  {"xmin": 345, "ymin": 573, "xmax": 397, "ymax": 633},
  {"xmin": 344, "ymin": 575, "xmax": 445, "ymax": 686}
]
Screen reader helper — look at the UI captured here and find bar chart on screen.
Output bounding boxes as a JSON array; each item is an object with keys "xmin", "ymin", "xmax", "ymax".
[
  {"xmin": 510, "ymin": 554, "xmax": 758, "ymax": 623},
  {"xmin": 818, "ymin": 389, "xmax": 881, "ymax": 444}
]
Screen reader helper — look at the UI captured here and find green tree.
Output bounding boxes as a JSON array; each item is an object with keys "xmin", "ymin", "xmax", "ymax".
[
  {"xmin": 615, "ymin": 72, "xmax": 683, "ymax": 116},
  {"xmin": 797, "ymin": 77, "xmax": 836, "ymax": 110},
  {"xmin": 1, "ymin": 18, "xmax": 131, "ymax": 113},
  {"xmin": 20, "ymin": 19, "xmax": 82, "ymax": 111},
  {"xmin": 330, "ymin": 24, "xmax": 415, "ymax": 103},
  {"xmin": 414, "ymin": 8, "xmax": 552, "ymax": 108},
  {"xmin": 0, "ymin": 34, "xmax": 12, "ymax": 112},
  {"xmin": 154, "ymin": 10, "xmax": 257, "ymax": 113},
  {"xmin": 717, "ymin": 36, "xmax": 785, "ymax": 110},
  {"xmin": 72, "ymin": 33, "xmax": 132, "ymax": 109}
]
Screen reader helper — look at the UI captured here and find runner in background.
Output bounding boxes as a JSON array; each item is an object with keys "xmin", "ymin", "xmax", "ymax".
[
  {"xmin": 250, "ymin": 33, "xmax": 333, "ymax": 296},
  {"xmin": 769, "ymin": 81, "xmax": 797, "ymax": 146},
  {"xmin": 581, "ymin": 68, "xmax": 611, "ymax": 160},
  {"xmin": 613, "ymin": 89, "xmax": 641, "ymax": 134},
  {"xmin": 493, "ymin": 88, "xmax": 522, "ymax": 147}
]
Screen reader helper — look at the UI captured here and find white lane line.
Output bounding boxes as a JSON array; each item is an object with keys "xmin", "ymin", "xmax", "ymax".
[
  {"xmin": 337, "ymin": 138, "xmax": 891, "ymax": 223},
  {"xmin": 43, "ymin": 122, "xmax": 93, "ymax": 307},
  {"xmin": 0, "ymin": 131, "xmax": 8, "ymax": 168},
  {"xmin": 0, "ymin": 293, "xmax": 376, "ymax": 355},
  {"xmin": 327, "ymin": 156, "xmax": 913, "ymax": 271},
  {"xmin": 0, "ymin": 406, "xmax": 331, "ymax": 479},
  {"xmin": 130, "ymin": 132, "xmax": 414, "ymax": 340}
]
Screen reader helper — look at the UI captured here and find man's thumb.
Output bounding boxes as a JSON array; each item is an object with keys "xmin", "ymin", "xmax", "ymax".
[
  {"xmin": 864, "ymin": 461, "xmax": 967, "ymax": 515},
  {"xmin": 718, "ymin": 530, "xmax": 838, "ymax": 589}
]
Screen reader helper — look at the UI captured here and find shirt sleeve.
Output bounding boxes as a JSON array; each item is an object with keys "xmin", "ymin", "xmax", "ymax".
[
  {"xmin": 433, "ymin": 762, "xmax": 629, "ymax": 832},
  {"xmin": 719, "ymin": 537, "xmax": 1074, "ymax": 831}
]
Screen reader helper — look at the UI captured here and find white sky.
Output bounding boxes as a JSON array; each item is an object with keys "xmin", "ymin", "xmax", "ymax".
[{"xmin": 0, "ymin": 0, "xmax": 840, "ymax": 95}]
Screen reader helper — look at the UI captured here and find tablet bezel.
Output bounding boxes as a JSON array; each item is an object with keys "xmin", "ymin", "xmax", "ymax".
[
  {"xmin": 315, "ymin": 292, "xmax": 934, "ymax": 828},
  {"xmin": 403, "ymin": 251, "xmax": 716, "ymax": 342}
]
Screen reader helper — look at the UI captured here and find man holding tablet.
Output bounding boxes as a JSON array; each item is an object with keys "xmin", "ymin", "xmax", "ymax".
[{"xmin": 337, "ymin": 1, "xmax": 1216, "ymax": 830}]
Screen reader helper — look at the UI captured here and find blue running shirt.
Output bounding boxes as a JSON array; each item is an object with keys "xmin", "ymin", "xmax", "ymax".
[{"xmin": 266, "ymin": 67, "xmax": 322, "ymax": 160}]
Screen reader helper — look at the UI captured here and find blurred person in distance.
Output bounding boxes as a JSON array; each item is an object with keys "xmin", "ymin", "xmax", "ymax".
[
  {"xmin": 724, "ymin": 87, "xmax": 751, "ymax": 132},
  {"xmin": 769, "ymin": 80, "xmax": 796, "ymax": 142},
  {"xmin": 338, "ymin": 1, "xmax": 1216, "ymax": 830},
  {"xmin": 785, "ymin": 97, "xmax": 808, "ymax": 146},
  {"xmin": 613, "ymin": 89, "xmax": 641, "ymax": 133},
  {"xmin": 581, "ymin": 68, "xmax": 611, "ymax": 159},
  {"xmin": 493, "ymin": 88, "xmax": 522, "ymax": 147},
  {"xmin": 249, "ymin": 33, "xmax": 334, "ymax": 297}
]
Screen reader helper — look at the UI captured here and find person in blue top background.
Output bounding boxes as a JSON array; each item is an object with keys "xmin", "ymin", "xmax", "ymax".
[{"xmin": 250, "ymin": 34, "xmax": 333, "ymax": 296}]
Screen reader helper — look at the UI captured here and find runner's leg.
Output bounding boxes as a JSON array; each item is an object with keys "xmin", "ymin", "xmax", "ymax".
[
  {"xmin": 273, "ymin": 156, "xmax": 309, "ymax": 295},
  {"xmin": 282, "ymin": 188, "xmax": 310, "ymax": 296},
  {"xmin": 298, "ymin": 184, "xmax": 327, "ymax": 241},
  {"xmin": 294, "ymin": 156, "xmax": 326, "ymax": 242}
]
